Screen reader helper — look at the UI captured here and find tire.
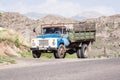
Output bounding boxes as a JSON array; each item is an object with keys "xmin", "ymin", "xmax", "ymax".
[
  {"xmin": 32, "ymin": 50, "xmax": 41, "ymax": 58},
  {"xmin": 53, "ymin": 51, "xmax": 58, "ymax": 58},
  {"xmin": 81, "ymin": 44, "xmax": 88, "ymax": 58},
  {"xmin": 76, "ymin": 48, "xmax": 81, "ymax": 58},
  {"xmin": 54, "ymin": 44, "xmax": 66, "ymax": 59}
]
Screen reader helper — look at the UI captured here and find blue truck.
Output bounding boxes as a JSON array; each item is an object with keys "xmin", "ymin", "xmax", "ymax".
[{"xmin": 30, "ymin": 23, "xmax": 96, "ymax": 58}]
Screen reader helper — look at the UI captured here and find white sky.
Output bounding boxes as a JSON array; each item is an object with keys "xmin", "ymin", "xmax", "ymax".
[{"xmin": 0, "ymin": 0, "xmax": 120, "ymax": 17}]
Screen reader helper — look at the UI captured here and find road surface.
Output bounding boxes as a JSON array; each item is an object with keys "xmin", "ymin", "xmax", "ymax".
[{"xmin": 0, "ymin": 58, "xmax": 120, "ymax": 80}]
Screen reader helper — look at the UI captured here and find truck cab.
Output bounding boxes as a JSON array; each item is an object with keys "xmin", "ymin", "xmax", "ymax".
[{"xmin": 31, "ymin": 24, "xmax": 70, "ymax": 58}]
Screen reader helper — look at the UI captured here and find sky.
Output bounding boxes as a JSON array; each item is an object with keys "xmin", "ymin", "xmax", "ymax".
[{"xmin": 0, "ymin": 0, "xmax": 120, "ymax": 17}]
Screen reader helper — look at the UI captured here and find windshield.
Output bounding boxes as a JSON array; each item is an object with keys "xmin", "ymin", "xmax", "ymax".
[{"xmin": 43, "ymin": 27, "xmax": 66, "ymax": 34}]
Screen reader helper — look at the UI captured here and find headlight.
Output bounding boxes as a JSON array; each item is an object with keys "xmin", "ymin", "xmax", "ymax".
[
  {"xmin": 32, "ymin": 43, "xmax": 36, "ymax": 46},
  {"xmin": 31, "ymin": 39, "xmax": 36, "ymax": 46},
  {"xmin": 52, "ymin": 39, "xmax": 55, "ymax": 45}
]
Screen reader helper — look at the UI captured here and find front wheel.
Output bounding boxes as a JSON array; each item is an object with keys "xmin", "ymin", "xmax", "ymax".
[
  {"xmin": 32, "ymin": 50, "xmax": 41, "ymax": 58},
  {"xmin": 54, "ymin": 44, "xmax": 66, "ymax": 59}
]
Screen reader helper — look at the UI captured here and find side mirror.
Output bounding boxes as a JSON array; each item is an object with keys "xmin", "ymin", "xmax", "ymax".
[
  {"xmin": 66, "ymin": 29, "xmax": 70, "ymax": 32},
  {"xmin": 33, "ymin": 28, "xmax": 36, "ymax": 33}
]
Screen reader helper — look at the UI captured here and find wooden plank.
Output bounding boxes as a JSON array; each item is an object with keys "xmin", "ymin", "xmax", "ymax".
[{"xmin": 68, "ymin": 31, "xmax": 96, "ymax": 41}]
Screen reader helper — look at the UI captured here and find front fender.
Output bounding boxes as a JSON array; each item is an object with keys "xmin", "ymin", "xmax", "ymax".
[{"xmin": 57, "ymin": 38, "xmax": 70, "ymax": 48}]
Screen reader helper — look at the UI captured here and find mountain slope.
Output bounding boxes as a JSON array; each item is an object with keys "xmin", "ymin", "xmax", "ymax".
[
  {"xmin": 85, "ymin": 15, "xmax": 120, "ymax": 57},
  {"xmin": 0, "ymin": 28, "xmax": 29, "ymax": 57},
  {"xmin": 0, "ymin": 12, "xmax": 78, "ymax": 36},
  {"xmin": 24, "ymin": 12, "xmax": 47, "ymax": 20},
  {"xmin": 38, "ymin": 15, "xmax": 78, "ymax": 24}
]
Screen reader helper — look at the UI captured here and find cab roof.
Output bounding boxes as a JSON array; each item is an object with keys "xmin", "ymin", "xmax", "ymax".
[{"xmin": 42, "ymin": 24, "xmax": 65, "ymax": 28}]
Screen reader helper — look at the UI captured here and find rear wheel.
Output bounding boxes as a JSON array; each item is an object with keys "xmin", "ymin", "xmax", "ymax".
[
  {"xmin": 81, "ymin": 44, "xmax": 88, "ymax": 58},
  {"xmin": 32, "ymin": 50, "xmax": 41, "ymax": 58},
  {"xmin": 54, "ymin": 44, "xmax": 66, "ymax": 59}
]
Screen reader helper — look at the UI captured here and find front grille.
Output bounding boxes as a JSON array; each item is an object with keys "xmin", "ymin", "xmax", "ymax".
[{"xmin": 39, "ymin": 40, "xmax": 48, "ymax": 46}]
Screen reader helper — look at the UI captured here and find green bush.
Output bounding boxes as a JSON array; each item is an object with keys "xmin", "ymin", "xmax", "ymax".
[
  {"xmin": 20, "ymin": 52, "xmax": 77, "ymax": 58},
  {"xmin": 41, "ymin": 53, "xmax": 76, "ymax": 58},
  {"xmin": 14, "ymin": 35, "xmax": 21, "ymax": 47},
  {"xmin": 0, "ymin": 36, "xmax": 21, "ymax": 47},
  {"xmin": 41, "ymin": 53, "xmax": 53, "ymax": 58},
  {"xmin": 114, "ymin": 54, "xmax": 120, "ymax": 58},
  {"xmin": 65, "ymin": 53, "xmax": 77, "ymax": 58},
  {"xmin": 0, "ymin": 34, "xmax": 22, "ymax": 48},
  {"xmin": 0, "ymin": 12, "xmax": 2, "ymax": 16},
  {"xmin": 20, "ymin": 51, "xmax": 32, "ymax": 58},
  {"xmin": 0, "ymin": 56, "xmax": 16, "ymax": 64}
]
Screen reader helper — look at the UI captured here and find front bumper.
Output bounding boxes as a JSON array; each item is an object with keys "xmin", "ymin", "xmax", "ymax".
[{"xmin": 30, "ymin": 47, "xmax": 57, "ymax": 51}]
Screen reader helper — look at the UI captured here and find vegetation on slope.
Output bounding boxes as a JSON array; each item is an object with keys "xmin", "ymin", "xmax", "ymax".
[
  {"xmin": 0, "ymin": 12, "xmax": 2, "ymax": 16},
  {"xmin": 0, "ymin": 29, "xmax": 30, "ymax": 57},
  {"xmin": 0, "ymin": 56, "xmax": 16, "ymax": 64}
]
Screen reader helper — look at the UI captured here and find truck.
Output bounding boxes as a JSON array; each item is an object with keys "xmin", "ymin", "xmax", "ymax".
[{"xmin": 30, "ymin": 22, "xmax": 96, "ymax": 58}]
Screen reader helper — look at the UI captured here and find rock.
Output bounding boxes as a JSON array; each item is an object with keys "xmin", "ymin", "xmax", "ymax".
[
  {"xmin": 0, "ymin": 27, "xmax": 5, "ymax": 30},
  {"xmin": 4, "ymin": 46, "xmax": 21, "ymax": 57}
]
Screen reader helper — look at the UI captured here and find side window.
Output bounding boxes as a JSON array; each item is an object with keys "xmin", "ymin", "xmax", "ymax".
[
  {"xmin": 43, "ymin": 29, "xmax": 46, "ymax": 34},
  {"xmin": 63, "ymin": 28, "xmax": 66, "ymax": 34}
]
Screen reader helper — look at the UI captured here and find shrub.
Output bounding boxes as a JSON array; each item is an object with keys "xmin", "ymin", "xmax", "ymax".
[
  {"xmin": 0, "ymin": 56, "xmax": 16, "ymax": 64},
  {"xmin": 20, "ymin": 51, "xmax": 32, "ymax": 58},
  {"xmin": 14, "ymin": 35, "xmax": 21, "ymax": 47},
  {"xmin": 41, "ymin": 53, "xmax": 53, "ymax": 58},
  {"xmin": 0, "ymin": 12, "xmax": 2, "ymax": 16}
]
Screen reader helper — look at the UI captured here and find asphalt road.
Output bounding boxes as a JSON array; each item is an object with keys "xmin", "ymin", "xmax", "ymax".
[{"xmin": 0, "ymin": 58, "xmax": 120, "ymax": 80}]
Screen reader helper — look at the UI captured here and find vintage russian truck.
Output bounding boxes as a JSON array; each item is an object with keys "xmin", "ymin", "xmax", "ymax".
[{"xmin": 30, "ymin": 22, "xmax": 96, "ymax": 58}]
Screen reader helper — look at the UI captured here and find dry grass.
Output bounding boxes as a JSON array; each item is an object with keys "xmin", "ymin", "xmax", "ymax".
[
  {"xmin": 0, "ymin": 29, "xmax": 30, "ymax": 47},
  {"xmin": 0, "ymin": 56, "xmax": 16, "ymax": 64},
  {"xmin": 0, "ymin": 29, "xmax": 30, "ymax": 57}
]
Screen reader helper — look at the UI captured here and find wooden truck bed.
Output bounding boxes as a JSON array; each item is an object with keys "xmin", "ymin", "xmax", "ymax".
[{"xmin": 68, "ymin": 22, "xmax": 96, "ymax": 42}]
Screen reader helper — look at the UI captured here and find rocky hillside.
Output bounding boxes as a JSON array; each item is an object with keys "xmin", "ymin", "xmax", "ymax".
[
  {"xmin": 0, "ymin": 28, "xmax": 29, "ymax": 57},
  {"xmin": 0, "ymin": 12, "xmax": 78, "ymax": 38},
  {"xmin": 0, "ymin": 12, "xmax": 33, "ymax": 41},
  {"xmin": 85, "ymin": 15, "xmax": 120, "ymax": 57}
]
